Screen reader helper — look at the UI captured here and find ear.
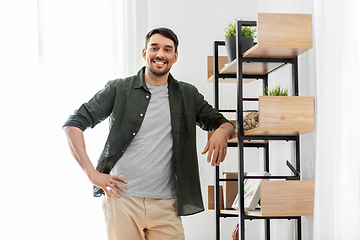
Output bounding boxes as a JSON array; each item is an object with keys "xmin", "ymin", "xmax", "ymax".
[
  {"xmin": 142, "ymin": 48, "xmax": 147, "ymax": 60},
  {"xmin": 173, "ymin": 51, "xmax": 178, "ymax": 63}
]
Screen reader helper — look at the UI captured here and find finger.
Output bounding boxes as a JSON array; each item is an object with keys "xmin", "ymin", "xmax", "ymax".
[
  {"xmin": 221, "ymin": 147, "xmax": 227, "ymax": 162},
  {"xmin": 103, "ymin": 187, "xmax": 111, "ymax": 199},
  {"xmin": 113, "ymin": 181, "xmax": 127, "ymax": 193},
  {"xmin": 210, "ymin": 148, "xmax": 219, "ymax": 166},
  {"xmin": 207, "ymin": 145, "xmax": 214, "ymax": 163},
  {"xmin": 109, "ymin": 184, "xmax": 121, "ymax": 198},
  {"xmin": 202, "ymin": 142, "xmax": 210, "ymax": 154},
  {"xmin": 216, "ymin": 148, "xmax": 226, "ymax": 166},
  {"xmin": 115, "ymin": 175, "xmax": 128, "ymax": 184}
]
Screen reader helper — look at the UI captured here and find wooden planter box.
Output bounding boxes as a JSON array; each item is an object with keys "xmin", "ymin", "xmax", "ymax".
[
  {"xmin": 244, "ymin": 13, "xmax": 313, "ymax": 59},
  {"xmin": 245, "ymin": 96, "xmax": 315, "ymax": 136},
  {"xmin": 250, "ymin": 180, "xmax": 315, "ymax": 217}
]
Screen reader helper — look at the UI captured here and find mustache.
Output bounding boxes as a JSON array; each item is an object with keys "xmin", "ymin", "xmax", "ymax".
[{"xmin": 153, "ymin": 58, "xmax": 168, "ymax": 63}]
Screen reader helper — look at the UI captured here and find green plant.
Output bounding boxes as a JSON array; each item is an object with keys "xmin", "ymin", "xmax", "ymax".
[
  {"xmin": 224, "ymin": 20, "xmax": 257, "ymax": 39},
  {"xmin": 264, "ymin": 85, "xmax": 289, "ymax": 96}
]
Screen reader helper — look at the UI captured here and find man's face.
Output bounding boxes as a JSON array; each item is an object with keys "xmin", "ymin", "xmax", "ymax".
[{"xmin": 142, "ymin": 34, "xmax": 178, "ymax": 77}]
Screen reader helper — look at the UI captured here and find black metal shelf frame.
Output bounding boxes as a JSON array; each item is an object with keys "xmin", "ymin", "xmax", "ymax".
[{"xmin": 213, "ymin": 19, "xmax": 302, "ymax": 240}]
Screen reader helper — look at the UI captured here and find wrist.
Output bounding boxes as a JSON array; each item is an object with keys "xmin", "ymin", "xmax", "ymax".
[
  {"xmin": 218, "ymin": 122, "xmax": 236, "ymax": 139},
  {"xmin": 86, "ymin": 167, "xmax": 98, "ymax": 182}
]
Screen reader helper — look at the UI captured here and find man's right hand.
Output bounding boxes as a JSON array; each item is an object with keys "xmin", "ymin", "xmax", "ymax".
[{"xmin": 89, "ymin": 171, "xmax": 128, "ymax": 198}]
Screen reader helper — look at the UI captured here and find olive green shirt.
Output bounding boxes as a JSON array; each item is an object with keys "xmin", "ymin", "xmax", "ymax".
[{"xmin": 63, "ymin": 67, "xmax": 230, "ymax": 216}]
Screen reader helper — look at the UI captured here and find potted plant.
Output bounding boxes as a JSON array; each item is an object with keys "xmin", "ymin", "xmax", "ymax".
[
  {"xmin": 224, "ymin": 19, "xmax": 257, "ymax": 62},
  {"xmin": 263, "ymin": 85, "xmax": 289, "ymax": 96}
]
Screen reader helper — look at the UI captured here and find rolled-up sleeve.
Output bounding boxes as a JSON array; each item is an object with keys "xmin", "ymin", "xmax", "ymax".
[{"xmin": 63, "ymin": 81, "xmax": 116, "ymax": 131}]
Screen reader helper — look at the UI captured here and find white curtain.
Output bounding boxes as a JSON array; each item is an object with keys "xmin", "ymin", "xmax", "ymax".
[
  {"xmin": 112, "ymin": 0, "xmax": 148, "ymax": 78},
  {"xmin": 0, "ymin": 1, "xmax": 147, "ymax": 239},
  {"xmin": 313, "ymin": 0, "xmax": 360, "ymax": 239}
]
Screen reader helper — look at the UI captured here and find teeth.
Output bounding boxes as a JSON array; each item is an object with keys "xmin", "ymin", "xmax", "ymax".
[{"xmin": 155, "ymin": 61, "xmax": 165, "ymax": 65}]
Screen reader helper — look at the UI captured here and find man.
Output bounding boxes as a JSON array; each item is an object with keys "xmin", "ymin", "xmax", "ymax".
[{"xmin": 63, "ymin": 27, "xmax": 235, "ymax": 240}]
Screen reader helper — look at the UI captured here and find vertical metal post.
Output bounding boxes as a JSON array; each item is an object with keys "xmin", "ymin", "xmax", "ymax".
[
  {"xmin": 264, "ymin": 142, "xmax": 270, "ymax": 172},
  {"xmin": 296, "ymin": 217, "xmax": 302, "ymax": 240},
  {"xmin": 214, "ymin": 42, "xmax": 220, "ymax": 110},
  {"xmin": 263, "ymin": 75, "xmax": 269, "ymax": 96},
  {"xmin": 292, "ymin": 57, "xmax": 299, "ymax": 96},
  {"xmin": 292, "ymin": 56, "xmax": 301, "ymax": 240},
  {"xmin": 265, "ymin": 219, "xmax": 271, "ymax": 240},
  {"xmin": 215, "ymin": 165, "xmax": 220, "ymax": 240},
  {"xmin": 214, "ymin": 41, "xmax": 221, "ymax": 240},
  {"xmin": 263, "ymin": 139, "xmax": 270, "ymax": 240},
  {"xmin": 295, "ymin": 136, "xmax": 300, "ymax": 177},
  {"xmin": 236, "ymin": 20, "xmax": 246, "ymax": 240},
  {"xmin": 263, "ymin": 77, "xmax": 271, "ymax": 240},
  {"xmin": 293, "ymin": 57, "xmax": 300, "ymax": 178}
]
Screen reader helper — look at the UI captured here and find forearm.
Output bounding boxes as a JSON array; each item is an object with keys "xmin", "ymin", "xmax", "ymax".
[{"xmin": 63, "ymin": 126, "xmax": 97, "ymax": 179}]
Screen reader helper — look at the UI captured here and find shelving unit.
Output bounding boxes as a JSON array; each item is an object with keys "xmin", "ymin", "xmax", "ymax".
[{"xmin": 209, "ymin": 13, "xmax": 314, "ymax": 240}]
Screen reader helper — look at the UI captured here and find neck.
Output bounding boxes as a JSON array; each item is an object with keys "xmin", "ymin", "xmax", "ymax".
[{"xmin": 144, "ymin": 67, "xmax": 169, "ymax": 86}]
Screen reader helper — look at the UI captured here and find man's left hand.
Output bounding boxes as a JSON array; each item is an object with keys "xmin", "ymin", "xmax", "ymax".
[{"xmin": 201, "ymin": 122, "xmax": 235, "ymax": 166}]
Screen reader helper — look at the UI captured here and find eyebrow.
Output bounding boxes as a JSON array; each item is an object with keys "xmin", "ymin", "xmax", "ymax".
[{"xmin": 150, "ymin": 43, "xmax": 174, "ymax": 49}]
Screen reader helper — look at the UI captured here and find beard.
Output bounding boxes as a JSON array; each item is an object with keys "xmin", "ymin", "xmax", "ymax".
[{"xmin": 148, "ymin": 58, "xmax": 171, "ymax": 76}]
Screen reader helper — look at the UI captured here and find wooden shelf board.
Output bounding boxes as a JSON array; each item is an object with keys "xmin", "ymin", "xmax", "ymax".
[
  {"xmin": 228, "ymin": 137, "xmax": 268, "ymax": 144},
  {"xmin": 211, "ymin": 209, "xmax": 313, "ymax": 217},
  {"xmin": 246, "ymin": 209, "xmax": 313, "ymax": 217},
  {"xmin": 243, "ymin": 44, "xmax": 312, "ymax": 59},
  {"xmin": 207, "ymin": 75, "xmax": 254, "ymax": 84},
  {"xmin": 207, "ymin": 58, "xmax": 284, "ymax": 82},
  {"xmin": 221, "ymin": 209, "xmax": 238, "ymax": 215},
  {"xmin": 207, "ymin": 56, "xmax": 266, "ymax": 83},
  {"xmin": 209, "ymin": 132, "xmax": 268, "ymax": 144},
  {"xmin": 208, "ymin": 209, "xmax": 238, "ymax": 215},
  {"xmin": 219, "ymin": 58, "xmax": 285, "ymax": 76},
  {"xmin": 244, "ymin": 127, "xmax": 314, "ymax": 136}
]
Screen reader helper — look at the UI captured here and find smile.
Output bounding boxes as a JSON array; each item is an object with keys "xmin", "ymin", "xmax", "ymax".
[{"xmin": 153, "ymin": 58, "xmax": 168, "ymax": 66}]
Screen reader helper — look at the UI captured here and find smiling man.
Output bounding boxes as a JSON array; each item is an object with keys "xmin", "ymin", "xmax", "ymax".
[{"xmin": 63, "ymin": 28, "xmax": 235, "ymax": 240}]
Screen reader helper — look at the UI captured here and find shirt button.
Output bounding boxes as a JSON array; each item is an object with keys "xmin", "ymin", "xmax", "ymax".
[
  {"xmin": 133, "ymin": 133, "xmax": 136, "ymax": 136},
  {"xmin": 140, "ymin": 113, "xmax": 143, "ymax": 117},
  {"xmin": 146, "ymin": 95, "xmax": 149, "ymax": 99}
]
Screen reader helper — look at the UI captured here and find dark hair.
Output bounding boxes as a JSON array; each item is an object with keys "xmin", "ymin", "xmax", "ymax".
[{"xmin": 145, "ymin": 27, "xmax": 179, "ymax": 52}]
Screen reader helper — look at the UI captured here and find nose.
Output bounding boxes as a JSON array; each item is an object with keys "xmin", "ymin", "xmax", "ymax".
[{"xmin": 156, "ymin": 48, "xmax": 165, "ymax": 59}]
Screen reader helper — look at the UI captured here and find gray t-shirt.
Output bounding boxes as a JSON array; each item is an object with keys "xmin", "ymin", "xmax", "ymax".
[{"xmin": 110, "ymin": 82, "xmax": 176, "ymax": 199}]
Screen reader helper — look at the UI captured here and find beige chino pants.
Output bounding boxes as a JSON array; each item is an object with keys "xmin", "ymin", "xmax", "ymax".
[{"xmin": 102, "ymin": 194, "xmax": 185, "ymax": 240}]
